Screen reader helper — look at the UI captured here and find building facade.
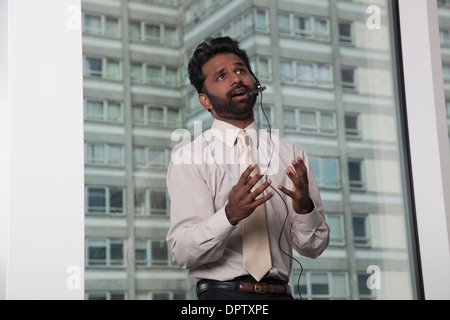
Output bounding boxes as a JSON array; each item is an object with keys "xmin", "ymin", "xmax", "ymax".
[{"xmin": 82, "ymin": 0, "xmax": 420, "ymax": 300}]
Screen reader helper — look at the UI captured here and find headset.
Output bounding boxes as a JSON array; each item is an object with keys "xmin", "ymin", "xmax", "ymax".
[{"xmin": 249, "ymin": 71, "xmax": 304, "ymax": 300}]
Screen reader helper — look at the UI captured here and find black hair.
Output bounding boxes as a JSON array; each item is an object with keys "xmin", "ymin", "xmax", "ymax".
[{"xmin": 188, "ymin": 36, "xmax": 253, "ymax": 94}]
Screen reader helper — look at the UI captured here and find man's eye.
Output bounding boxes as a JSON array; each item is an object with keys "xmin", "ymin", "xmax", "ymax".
[{"xmin": 217, "ymin": 74, "xmax": 225, "ymax": 80}]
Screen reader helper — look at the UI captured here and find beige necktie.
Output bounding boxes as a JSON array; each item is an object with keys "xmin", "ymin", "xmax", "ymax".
[{"xmin": 238, "ymin": 130, "xmax": 272, "ymax": 282}]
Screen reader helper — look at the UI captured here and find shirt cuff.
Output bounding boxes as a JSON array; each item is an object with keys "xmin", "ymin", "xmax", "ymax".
[
  {"xmin": 294, "ymin": 204, "xmax": 322, "ymax": 230},
  {"xmin": 207, "ymin": 206, "xmax": 237, "ymax": 242}
]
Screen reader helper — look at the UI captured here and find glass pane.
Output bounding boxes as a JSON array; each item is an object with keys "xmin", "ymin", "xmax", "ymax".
[
  {"xmin": 106, "ymin": 60, "xmax": 120, "ymax": 80},
  {"xmin": 85, "ymin": 57, "xmax": 102, "ymax": 77},
  {"xmin": 105, "ymin": 18, "xmax": 119, "ymax": 37},
  {"xmin": 84, "ymin": 14, "xmax": 101, "ymax": 34},
  {"xmin": 88, "ymin": 239, "xmax": 106, "ymax": 266},
  {"xmin": 87, "ymin": 187, "xmax": 105, "ymax": 213},
  {"xmin": 86, "ymin": 100, "xmax": 104, "ymax": 121},
  {"xmin": 82, "ymin": 0, "xmax": 420, "ymax": 301},
  {"xmin": 110, "ymin": 241, "xmax": 124, "ymax": 266},
  {"xmin": 146, "ymin": 65, "xmax": 162, "ymax": 84},
  {"xmin": 107, "ymin": 102, "xmax": 122, "ymax": 122},
  {"xmin": 151, "ymin": 240, "xmax": 168, "ymax": 265},
  {"xmin": 109, "ymin": 188, "xmax": 123, "ymax": 213},
  {"xmin": 437, "ymin": 2, "xmax": 450, "ymax": 153},
  {"xmin": 150, "ymin": 191, "xmax": 167, "ymax": 214},
  {"xmin": 327, "ymin": 215, "xmax": 344, "ymax": 246}
]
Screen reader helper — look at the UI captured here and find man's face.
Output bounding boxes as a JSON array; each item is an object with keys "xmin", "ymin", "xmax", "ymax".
[{"xmin": 199, "ymin": 53, "xmax": 257, "ymax": 120}]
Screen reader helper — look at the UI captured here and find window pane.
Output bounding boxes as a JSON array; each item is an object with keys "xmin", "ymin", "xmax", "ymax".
[
  {"xmin": 438, "ymin": 2, "xmax": 450, "ymax": 172},
  {"xmin": 135, "ymin": 241, "xmax": 148, "ymax": 266},
  {"xmin": 311, "ymin": 273, "xmax": 329, "ymax": 296},
  {"xmin": 84, "ymin": 14, "xmax": 101, "ymax": 34},
  {"xmin": 327, "ymin": 215, "xmax": 344, "ymax": 246},
  {"xmin": 109, "ymin": 188, "xmax": 123, "ymax": 213},
  {"xmin": 150, "ymin": 191, "xmax": 167, "ymax": 214},
  {"xmin": 86, "ymin": 100, "xmax": 104, "ymax": 120},
  {"xmin": 105, "ymin": 17, "xmax": 119, "ymax": 37},
  {"xmin": 107, "ymin": 102, "xmax": 122, "ymax": 122},
  {"xmin": 106, "ymin": 60, "xmax": 120, "ymax": 80},
  {"xmin": 88, "ymin": 239, "xmax": 106, "ymax": 266},
  {"xmin": 85, "ymin": 57, "xmax": 102, "ymax": 77},
  {"xmin": 110, "ymin": 241, "xmax": 124, "ymax": 266},
  {"xmin": 87, "ymin": 187, "xmax": 105, "ymax": 213},
  {"xmin": 151, "ymin": 240, "xmax": 168, "ymax": 265},
  {"xmin": 83, "ymin": 0, "xmax": 420, "ymax": 301},
  {"xmin": 146, "ymin": 65, "xmax": 162, "ymax": 84}
]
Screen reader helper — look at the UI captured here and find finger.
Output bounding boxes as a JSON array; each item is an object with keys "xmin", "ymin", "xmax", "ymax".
[
  {"xmin": 278, "ymin": 184, "xmax": 294, "ymax": 198},
  {"xmin": 251, "ymin": 191, "xmax": 274, "ymax": 208},
  {"xmin": 285, "ymin": 166, "xmax": 300, "ymax": 185},
  {"xmin": 243, "ymin": 169, "xmax": 266, "ymax": 193},
  {"xmin": 249, "ymin": 179, "xmax": 272, "ymax": 200},
  {"xmin": 293, "ymin": 156, "xmax": 308, "ymax": 184},
  {"xmin": 237, "ymin": 164, "xmax": 257, "ymax": 188}
]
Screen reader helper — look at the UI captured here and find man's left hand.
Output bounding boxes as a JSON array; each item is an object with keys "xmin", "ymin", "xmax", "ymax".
[{"xmin": 278, "ymin": 156, "xmax": 315, "ymax": 215}]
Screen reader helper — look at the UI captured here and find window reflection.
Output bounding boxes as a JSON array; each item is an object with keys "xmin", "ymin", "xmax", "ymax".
[
  {"xmin": 437, "ymin": 0, "xmax": 450, "ymax": 149},
  {"xmin": 83, "ymin": 0, "xmax": 418, "ymax": 300}
]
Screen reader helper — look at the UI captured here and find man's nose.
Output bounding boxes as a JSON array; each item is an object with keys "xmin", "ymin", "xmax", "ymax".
[{"xmin": 230, "ymin": 73, "xmax": 242, "ymax": 87}]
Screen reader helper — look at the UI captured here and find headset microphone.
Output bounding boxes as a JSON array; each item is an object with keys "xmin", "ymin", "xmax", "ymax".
[{"xmin": 249, "ymin": 85, "xmax": 266, "ymax": 96}]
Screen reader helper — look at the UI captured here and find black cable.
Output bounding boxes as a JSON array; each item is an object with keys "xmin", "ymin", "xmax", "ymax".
[{"xmin": 259, "ymin": 93, "xmax": 304, "ymax": 299}]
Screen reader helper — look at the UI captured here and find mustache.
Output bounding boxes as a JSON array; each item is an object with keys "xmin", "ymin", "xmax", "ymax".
[{"xmin": 226, "ymin": 83, "xmax": 251, "ymax": 99}]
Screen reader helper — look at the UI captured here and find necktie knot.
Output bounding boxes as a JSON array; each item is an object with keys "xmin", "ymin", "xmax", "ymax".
[{"xmin": 238, "ymin": 130, "xmax": 250, "ymax": 147}]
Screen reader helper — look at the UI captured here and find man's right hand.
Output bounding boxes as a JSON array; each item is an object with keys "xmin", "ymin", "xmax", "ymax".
[{"xmin": 225, "ymin": 164, "xmax": 273, "ymax": 225}]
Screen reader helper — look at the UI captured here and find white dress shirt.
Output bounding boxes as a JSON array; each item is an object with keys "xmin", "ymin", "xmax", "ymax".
[{"xmin": 166, "ymin": 119, "xmax": 329, "ymax": 282}]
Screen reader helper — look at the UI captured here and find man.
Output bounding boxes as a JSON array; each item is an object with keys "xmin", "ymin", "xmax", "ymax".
[{"xmin": 166, "ymin": 37, "xmax": 329, "ymax": 300}]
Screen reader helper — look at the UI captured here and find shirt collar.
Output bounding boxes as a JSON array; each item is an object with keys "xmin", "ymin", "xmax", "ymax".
[{"xmin": 211, "ymin": 119, "xmax": 259, "ymax": 149}]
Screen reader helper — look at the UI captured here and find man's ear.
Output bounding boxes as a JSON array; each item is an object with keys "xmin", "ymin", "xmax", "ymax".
[{"xmin": 198, "ymin": 93, "xmax": 213, "ymax": 111}]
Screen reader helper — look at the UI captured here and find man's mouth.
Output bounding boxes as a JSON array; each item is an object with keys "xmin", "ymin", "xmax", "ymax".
[{"xmin": 231, "ymin": 88, "xmax": 249, "ymax": 100}]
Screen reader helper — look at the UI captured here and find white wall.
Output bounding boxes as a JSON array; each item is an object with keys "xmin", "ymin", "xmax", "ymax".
[
  {"xmin": 0, "ymin": 0, "xmax": 85, "ymax": 299},
  {"xmin": 399, "ymin": 0, "xmax": 450, "ymax": 300}
]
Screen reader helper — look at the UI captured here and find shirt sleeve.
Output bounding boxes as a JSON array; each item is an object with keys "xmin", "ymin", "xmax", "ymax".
[
  {"xmin": 290, "ymin": 147, "xmax": 330, "ymax": 259},
  {"xmin": 165, "ymin": 159, "xmax": 237, "ymax": 270}
]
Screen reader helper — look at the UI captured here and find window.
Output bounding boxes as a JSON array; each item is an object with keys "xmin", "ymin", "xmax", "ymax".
[
  {"xmin": 277, "ymin": 12, "xmax": 330, "ymax": 41},
  {"xmin": 86, "ymin": 292, "xmax": 127, "ymax": 300},
  {"xmin": 345, "ymin": 114, "xmax": 361, "ymax": 139},
  {"xmin": 83, "ymin": 13, "xmax": 120, "ymax": 38},
  {"xmin": 280, "ymin": 59, "xmax": 333, "ymax": 88},
  {"xmin": 353, "ymin": 215, "xmax": 371, "ymax": 246},
  {"xmin": 357, "ymin": 273, "xmax": 376, "ymax": 299},
  {"xmin": 79, "ymin": 0, "xmax": 424, "ymax": 301},
  {"xmin": 250, "ymin": 56, "xmax": 272, "ymax": 81},
  {"xmin": 86, "ymin": 186, "xmax": 125, "ymax": 215},
  {"xmin": 134, "ymin": 189, "xmax": 168, "ymax": 216},
  {"xmin": 341, "ymin": 67, "xmax": 358, "ymax": 91},
  {"xmin": 86, "ymin": 238, "xmax": 125, "ymax": 267},
  {"xmin": 442, "ymin": 63, "xmax": 450, "ymax": 81},
  {"xmin": 294, "ymin": 271, "xmax": 349, "ymax": 300},
  {"xmin": 339, "ymin": 21, "xmax": 354, "ymax": 45},
  {"xmin": 84, "ymin": 56, "xmax": 121, "ymax": 80},
  {"xmin": 326, "ymin": 214, "xmax": 345, "ymax": 246},
  {"xmin": 254, "ymin": 106, "xmax": 274, "ymax": 130},
  {"xmin": 85, "ymin": 99, "xmax": 123, "ymax": 123},
  {"xmin": 133, "ymin": 147, "xmax": 169, "ymax": 168},
  {"xmin": 348, "ymin": 159, "xmax": 365, "ymax": 190},
  {"xmin": 131, "ymin": 63, "xmax": 179, "ymax": 86},
  {"xmin": 130, "ymin": 21, "xmax": 179, "ymax": 45},
  {"xmin": 283, "ymin": 108, "xmax": 337, "ymax": 136},
  {"xmin": 214, "ymin": 8, "xmax": 268, "ymax": 40},
  {"xmin": 132, "ymin": 104, "xmax": 181, "ymax": 127},
  {"xmin": 440, "ymin": 28, "xmax": 450, "ymax": 46},
  {"xmin": 310, "ymin": 157, "xmax": 341, "ymax": 189},
  {"xmin": 135, "ymin": 239, "xmax": 170, "ymax": 267},
  {"xmin": 85, "ymin": 143, "xmax": 124, "ymax": 167}
]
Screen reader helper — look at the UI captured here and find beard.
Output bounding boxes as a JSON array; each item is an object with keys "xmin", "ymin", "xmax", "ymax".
[{"xmin": 205, "ymin": 84, "xmax": 257, "ymax": 116}]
